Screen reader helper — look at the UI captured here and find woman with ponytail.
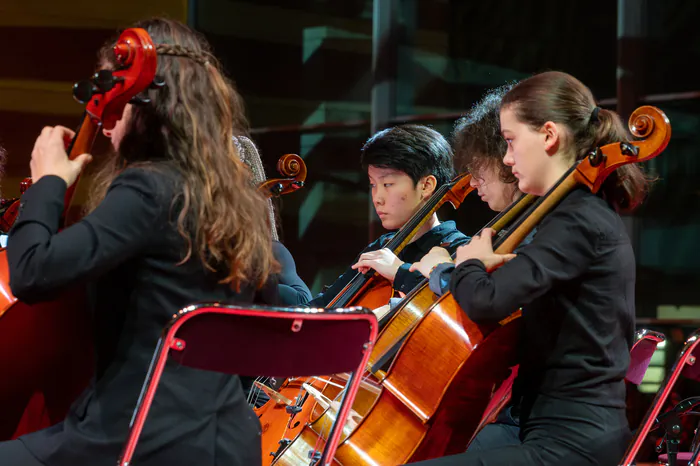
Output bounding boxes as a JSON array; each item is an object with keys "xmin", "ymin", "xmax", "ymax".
[
  {"xmin": 411, "ymin": 71, "xmax": 648, "ymax": 465},
  {"xmin": 1, "ymin": 18, "xmax": 274, "ymax": 465}
]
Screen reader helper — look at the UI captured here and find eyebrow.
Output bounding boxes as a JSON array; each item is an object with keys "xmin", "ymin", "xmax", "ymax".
[{"xmin": 369, "ymin": 172, "xmax": 399, "ymax": 180}]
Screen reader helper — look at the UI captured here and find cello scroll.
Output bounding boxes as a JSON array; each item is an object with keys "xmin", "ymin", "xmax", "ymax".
[
  {"xmin": 574, "ymin": 105, "xmax": 671, "ymax": 193},
  {"xmin": 258, "ymin": 154, "xmax": 307, "ymax": 198}
]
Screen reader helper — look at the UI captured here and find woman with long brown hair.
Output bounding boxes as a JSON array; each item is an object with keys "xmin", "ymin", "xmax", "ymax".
[
  {"xmin": 0, "ymin": 18, "xmax": 276, "ymax": 466},
  {"xmin": 410, "ymin": 71, "xmax": 648, "ymax": 465}
]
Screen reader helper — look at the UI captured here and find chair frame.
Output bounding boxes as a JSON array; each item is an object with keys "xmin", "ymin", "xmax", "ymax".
[
  {"xmin": 620, "ymin": 328, "xmax": 700, "ymax": 466},
  {"xmin": 117, "ymin": 303, "xmax": 378, "ymax": 466}
]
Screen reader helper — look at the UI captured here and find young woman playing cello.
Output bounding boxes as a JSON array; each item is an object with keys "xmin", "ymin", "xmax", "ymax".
[
  {"xmin": 410, "ymin": 70, "xmax": 648, "ymax": 466},
  {"xmin": 411, "ymin": 84, "xmax": 522, "ymax": 289},
  {"xmin": 0, "ymin": 18, "xmax": 275, "ymax": 466}
]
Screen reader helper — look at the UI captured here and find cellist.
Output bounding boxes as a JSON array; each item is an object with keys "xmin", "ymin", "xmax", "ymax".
[
  {"xmin": 306, "ymin": 124, "xmax": 468, "ymax": 307},
  {"xmin": 366, "ymin": 85, "xmax": 531, "ymax": 334},
  {"xmin": 233, "ymin": 135, "xmax": 312, "ymax": 306},
  {"xmin": 409, "ymin": 71, "xmax": 648, "ymax": 466},
  {"xmin": 411, "ymin": 84, "xmax": 526, "ymax": 294},
  {"xmin": 0, "ymin": 18, "xmax": 274, "ymax": 466}
]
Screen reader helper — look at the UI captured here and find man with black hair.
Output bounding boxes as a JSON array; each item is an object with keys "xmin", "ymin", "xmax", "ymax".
[{"xmin": 306, "ymin": 124, "xmax": 468, "ymax": 308}]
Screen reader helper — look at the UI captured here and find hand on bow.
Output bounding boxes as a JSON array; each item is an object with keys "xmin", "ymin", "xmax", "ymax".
[
  {"xmin": 455, "ymin": 228, "xmax": 516, "ymax": 271},
  {"xmin": 351, "ymin": 248, "xmax": 404, "ymax": 282}
]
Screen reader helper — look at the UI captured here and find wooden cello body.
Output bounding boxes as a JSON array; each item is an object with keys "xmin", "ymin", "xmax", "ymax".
[
  {"xmin": 273, "ymin": 105, "xmax": 672, "ymax": 465},
  {"xmin": 0, "ymin": 28, "xmax": 157, "ymax": 440},
  {"xmin": 267, "ymin": 194, "xmax": 535, "ymax": 463},
  {"xmin": 273, "ymin": 295, "xmax": 521, "ymax": 465}
]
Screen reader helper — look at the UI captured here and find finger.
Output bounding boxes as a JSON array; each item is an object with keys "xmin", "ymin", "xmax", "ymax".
[
  {"xmin": 351, "ymin": 259, "xmax": 373, "ymax": 270},
  {"xmin": 480, "ymin": 228, "xmax": 494, "ymax": 248},
  {"xmin": 49, "ymin": 126, "xmax": 71, "ymax": 147},
  {"xmin": 33, "ymin": 128, "xmax": 53, "ymax": 154},
  {"xmin": 359, "ymin": 266, "xmax": 369, "ymax": 274},
  {"xmin": 40, "ymin": 126, "xmax": 54, "ymax": 138},
  {"xmin": 408, "ymin": 263, "xmax": 417, "ymax": 272},
  {"xmin": 53, "ymin": 125, "xmax": 77, "ymax": 143},
  {"xmin": 71, "ymin": 153, "xmax": 93, "ymax": 170},
  {"xmin": 358, "ymin": 251, "xmax": 377, "ymax": 261},
  {"xmin": 502, "ymin": 253, "xmax": 517, "ymax": 263}
]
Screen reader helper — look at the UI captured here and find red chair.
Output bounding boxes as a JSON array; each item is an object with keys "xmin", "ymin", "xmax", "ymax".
[
  {"xmin": 620, "ymin": 328, "xmax": 700, "ymax": 466},
  {"xmin": 626, "ymin": 329, "xmax": 666, "ymax": 386},
  {"xmin": 117, "ymin": 303, "xmax": 378, "ymax": 466}
]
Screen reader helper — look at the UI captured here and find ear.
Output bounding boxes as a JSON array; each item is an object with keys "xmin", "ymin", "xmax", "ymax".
[
  {"xmin": 419, "ymin": 175, "xmax": 437, "ymax": 200},
  {"xmin": 541, "ymin": 121, "xmax": 561, "ymax": 155}
]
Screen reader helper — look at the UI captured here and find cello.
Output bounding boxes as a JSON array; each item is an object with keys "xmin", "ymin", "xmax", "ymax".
[
  {"xmin": 0, "ymin": 28, "xmax": 157, "ymax": 440},
  {"xmin": 268, "ymin": 192, "xmax": 536, "ymax": 466},
  {"xmin": 258, "ymin": 173, "xmax": 475, "ymax": 463},
  {"xmin": 272, "ymin": 105, "xmax": 671, "ymax": 465},
  {"xmin": 248, "ymin": 152, "xmax": 313, "ymax": 463}
]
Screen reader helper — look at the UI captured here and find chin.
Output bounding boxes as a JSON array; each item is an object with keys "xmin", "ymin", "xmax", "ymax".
[
  {"xmin": 517, "ymin": 179, "xmax": 533, "ymax": 195},
  {"xmin": 380, "ymin": 219, "xmax": 399, "ymax": 230},
  {"xmin": 489, "ymin": 201, "xmax": 505, "ymax": 212}
]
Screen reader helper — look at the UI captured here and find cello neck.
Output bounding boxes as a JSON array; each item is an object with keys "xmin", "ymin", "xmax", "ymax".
[
  {"xmin": 62, "ymin": 113, "xmax": 101, "ymax": 226},
  {"xmin": 492, "ymin": 170, "xmax": 578, "ymax": 254},
  {"xmin": 383, "ymin": 173, "xmax": 473, "ymax": 253}
]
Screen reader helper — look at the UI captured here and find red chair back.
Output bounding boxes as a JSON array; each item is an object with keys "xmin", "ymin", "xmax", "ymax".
[
  {"xmin": 626, "ymin": 329, "xmax": 666, "ymax": 385},
  {"xmin": 620, "ymin": 328, "xmax": 700, "ymax": 466},
  {"xmin": 119, "ymin": 303, "xmax": 378, "ymax": 466}
]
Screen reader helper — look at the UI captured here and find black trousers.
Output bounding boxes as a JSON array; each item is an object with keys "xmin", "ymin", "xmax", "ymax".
[
  {"xmin": 468, "ymin": 406, "xmax": 521, "ymax": 451},
  {"xmin": 0, "ymin": 440, "xmax": 44, "ymax": 466},
  {"xmin": 408, "ymin": 395, "xmax": 631, "ymax": 466}
]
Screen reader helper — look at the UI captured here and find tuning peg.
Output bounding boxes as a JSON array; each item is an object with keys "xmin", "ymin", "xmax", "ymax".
[
  {"xmin": 93, "ymin": 70, "xmax": 123, "ymax": 93},
  {"xmin": 587, "ymin": 147, "xmax": 605, "ymax": 167},
  {"xmin": 150, "ymin": 76, "xmax": 166, "ymax": 89},
  {"xmin": 129, "ymin": 95, "xmax": 151, "ymax": 105},
  {"xmin": 73, "ymin": 80, "xmax": 100, "ymax": 104},
  {"xmin": 620, "ymin": 142, "xmax": 639, "ymax": 157}
]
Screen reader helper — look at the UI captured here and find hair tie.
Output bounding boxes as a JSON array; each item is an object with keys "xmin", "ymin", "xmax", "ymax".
[{"xmin": 590, "ymin": 106, "xmax": 601, "ymax": 124}]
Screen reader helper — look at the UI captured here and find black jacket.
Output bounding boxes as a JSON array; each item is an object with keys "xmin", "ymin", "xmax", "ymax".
[
  {"xmin": 8, "ymin": 167, "xmax": 265, "ymax": 466},
  {"xmin": 450, "ymin": 188, "xmax": 635, "ymax": 419}
]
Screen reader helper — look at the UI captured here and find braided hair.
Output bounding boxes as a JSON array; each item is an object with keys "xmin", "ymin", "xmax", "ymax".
[{"xmin": 88, "ymin": 18, "xmax": 278, "ymax": 290}]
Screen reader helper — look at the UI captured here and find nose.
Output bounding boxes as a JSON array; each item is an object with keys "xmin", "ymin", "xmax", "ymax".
[
  {"xmin": 503, "ymin": 150, "xmax": 514, "ymax": 167},
  {"xmin": 469, "ymin": 176, "xmax": 479, "ymax": 188},
  {"xmin": 372, "ymin": 187, "xmax": 385, "ymax": 206}
]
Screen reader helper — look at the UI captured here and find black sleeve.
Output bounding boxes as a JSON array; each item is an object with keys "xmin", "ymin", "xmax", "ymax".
[
  {"xmin": 8, "ymin": 170, "xmax": 161, "ymax": 303},
  {"xmin": 393, "ymin": 263, "xmax": 427, "ymax": 295},
  {"xmin": 273, "ymin": 241, "xmax": 312, "ymax": 305},
  {"xmin": 393, "ymin": 231, "xmax": 471, "ymax": 295},
  {"xmin": 305, "ymin": 238, "xmax": 383, "ymax": 308},
  {"xmin": 449, "ymin": 208, "xmax": 599, "ymax": 323}
]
